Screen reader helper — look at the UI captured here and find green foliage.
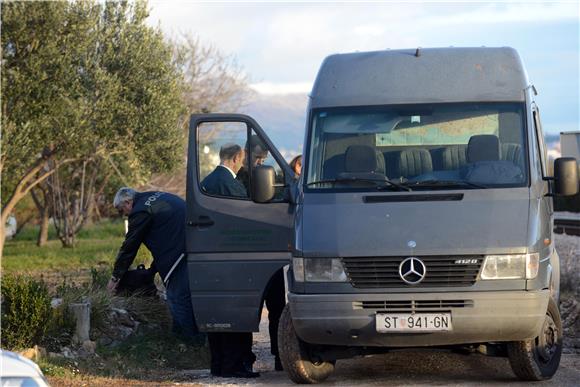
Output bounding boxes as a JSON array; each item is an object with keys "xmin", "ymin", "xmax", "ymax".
[
  {"xmin": 1, "ymin": 1, "xmax": 185, "ymax": 248},
  {"xmin": 1, "ymin": 275, "xmax": 52, "ymax": 350}
]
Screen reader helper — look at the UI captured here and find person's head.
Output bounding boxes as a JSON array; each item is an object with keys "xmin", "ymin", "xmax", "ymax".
[
  {"xmin": 245, "ymin": 135, "xmax": 268, "ymax": 168},
  {"xmin": 290, "ymin": 155, "xmax": 302, "ymax": 176},
  {"xmin": 219, "ymin": 143, "xmax": 245, "ymax": 174},
  {"xmin": 113, "ymin": 187, "xmax": 137, "ymax": 216}
]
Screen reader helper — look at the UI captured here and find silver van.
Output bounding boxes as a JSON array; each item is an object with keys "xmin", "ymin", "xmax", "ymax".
[{"xmin": 186, "ymin": 47, "xmax": 579, "ymax": 383}]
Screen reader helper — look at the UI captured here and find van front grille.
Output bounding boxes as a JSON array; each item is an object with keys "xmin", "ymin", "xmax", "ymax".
[
  {"xmin": 353, "ymin": 299, "xmax": 474, "ymax": 311},
  {"xmin": 342, "ymin": 256, "xmax": 483, "ymax": 288}
]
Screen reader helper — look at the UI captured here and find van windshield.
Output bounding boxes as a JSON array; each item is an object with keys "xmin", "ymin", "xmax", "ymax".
[{"xmin": 305, "ymin": 103, "xmax": 528, "ymax": 191}]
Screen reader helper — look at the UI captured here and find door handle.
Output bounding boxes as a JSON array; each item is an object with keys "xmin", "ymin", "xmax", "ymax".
[{"xmin": 188, "ymin": 216, "xmax": 215, "ymax": 227}]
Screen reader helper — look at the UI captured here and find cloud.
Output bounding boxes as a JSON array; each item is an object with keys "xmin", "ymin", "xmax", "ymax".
[{"xmin": 428, "ymin": 2, "xmax": 578, "ymax": 26}]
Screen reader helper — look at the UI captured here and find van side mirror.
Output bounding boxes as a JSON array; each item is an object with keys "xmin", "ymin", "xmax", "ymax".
[
  {"xmin": 252, "ymin": 165, "xmax": 276, "ymax": 203},
  {"xmin": 553, "ymin": 157, "xmax": 579, "ymax": 196}
]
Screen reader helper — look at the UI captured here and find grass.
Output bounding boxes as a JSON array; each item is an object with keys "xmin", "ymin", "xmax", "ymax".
[
  {"xmin": 3, "ymin": 219, "xmax": 210, "ymax": 384},
  {"xmin": 3, "ymin": 220, "xmax": 153, "ymax": 275}
]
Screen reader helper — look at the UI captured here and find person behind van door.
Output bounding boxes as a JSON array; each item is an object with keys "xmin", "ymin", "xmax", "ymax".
[
  {"xmin": 201, "ymin": 144, "xmax": 247, "ymax": 197},
  {"xmin": 290, "ymin": 154, "xmax": 302, "ymax": 178},
  {"xmin": 236, "ymin": 135, "xmax": 269, "ymax": 191},
  {"xmin": 201, "ymin": 144, "xmax": 259, "ymax": 378},
  {"xmin": 107, "ymin": 188, "xmax": 200, "ymax": 342}
]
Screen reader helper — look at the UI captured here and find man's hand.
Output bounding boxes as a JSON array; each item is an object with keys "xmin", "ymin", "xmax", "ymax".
[{"xmin": 107, "ymin": 277, "xmax": 119, "ymax": 295}]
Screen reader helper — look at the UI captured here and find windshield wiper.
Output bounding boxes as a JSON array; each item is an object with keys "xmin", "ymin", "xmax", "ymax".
[
  {"xmin": 403, "ymin": 180, "xmax": 487, "ymax": 189},
  {"xmin": 307, "ymin": 177, "xmax": 412, "ymax": 191}
]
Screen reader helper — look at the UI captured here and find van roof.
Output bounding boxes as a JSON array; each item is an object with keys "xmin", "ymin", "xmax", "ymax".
[{"xmin": 310, "ymin": 47, "xmax": 529, "ymax": 108}]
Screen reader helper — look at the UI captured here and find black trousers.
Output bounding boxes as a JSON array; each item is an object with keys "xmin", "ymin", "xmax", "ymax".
[
  {"xmin": 208, "ymin": 332, "xmax": 254, "ymax": 374},
  {"xmin": 264, "ymin": 270, "xmax": 286, "ymax": 357}
]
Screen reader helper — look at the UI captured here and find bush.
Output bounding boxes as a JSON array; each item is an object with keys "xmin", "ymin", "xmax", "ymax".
[{"xmin": 1, "ymin": 275, "xmax": 52, "ymax": 350}]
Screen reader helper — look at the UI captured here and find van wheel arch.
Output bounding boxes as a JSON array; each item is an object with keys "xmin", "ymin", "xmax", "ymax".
[
  {"xmin": 278, "ymin": 305, "xmax": 336, "ymax": 383},
  {"xmin": 507, "ymin": 297, "xmax": 562, "ymax": 381}
]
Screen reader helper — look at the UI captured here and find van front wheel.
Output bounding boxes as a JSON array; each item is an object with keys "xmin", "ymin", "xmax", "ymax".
[
  {"xmin": 278, "ymin": 305, "xmax": 336, "ymax": 384},
  {"xmin": 507, "ymin": 297, "xmax": 562, "ymax": 381}
]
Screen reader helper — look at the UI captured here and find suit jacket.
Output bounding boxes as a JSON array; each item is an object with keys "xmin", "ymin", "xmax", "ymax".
[{"xmin": 201, "ymin": 165, "xmax": 247, "ymax": 198}]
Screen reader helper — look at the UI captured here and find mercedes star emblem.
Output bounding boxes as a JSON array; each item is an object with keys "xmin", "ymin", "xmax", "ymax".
[{"xmin": 399, "ymin": 257, "xmax": 427, "ymax": 285}]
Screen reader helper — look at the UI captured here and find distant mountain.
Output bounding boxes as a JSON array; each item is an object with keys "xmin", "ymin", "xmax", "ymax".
[{"xmin": 239, "ymin": 92, "xmax": 308, "ymax": 160}]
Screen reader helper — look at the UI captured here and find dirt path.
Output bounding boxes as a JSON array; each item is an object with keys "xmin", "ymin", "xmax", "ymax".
[{"xmin": 169, "ymin": 310, "xmax": 580, "ymax": 387}]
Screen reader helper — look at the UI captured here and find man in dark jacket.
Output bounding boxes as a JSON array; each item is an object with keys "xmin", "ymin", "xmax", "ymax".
[
  {"xmin": 107, "ymin": 188, "xmax": 199, "ymax": 340},
  {"xmin": 236, "ymin": 135, "xmax": 268, "ymax": 191},
  {"xmin": 201, "ymin": 143, "xmax": 247, "ymax": 198},
  {"xmin": 200, "ymin": 143, "xmax": 260, "ymax": 378}
]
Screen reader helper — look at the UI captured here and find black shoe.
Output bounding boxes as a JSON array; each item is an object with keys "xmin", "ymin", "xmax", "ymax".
[
  {"xmin": 242, "ymin": 360, "xmax": 255, "ymax": 373},
  {"xmin": 220, "ymin": 370, "xmax": 261, "ymax": 378},
  {"xmin": 275, "ymin": 356, "xmax": 283, "ymax": 371}
]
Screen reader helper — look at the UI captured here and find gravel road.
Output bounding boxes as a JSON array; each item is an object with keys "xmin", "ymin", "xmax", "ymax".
[
  {"xmin": 174, "ymin": 310, "xmax": 580, "ymax": 387},
  {"xmin": 175, "ymin": 234, "xmax": 579, "ymax": 386}
]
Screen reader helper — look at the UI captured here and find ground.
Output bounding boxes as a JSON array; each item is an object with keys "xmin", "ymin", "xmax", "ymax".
[
  {"xmin": 47, "ymin": 308, "xmax": 580, "ymax": 386},
  {"xmin": 4, "ymin": 222, "xmax": 578, "ymax": 386}
]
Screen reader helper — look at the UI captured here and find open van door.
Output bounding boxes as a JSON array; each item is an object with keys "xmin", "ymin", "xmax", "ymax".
[{"xmin": 186, "ymin": 114, "xmax": 294, "ymax": 332}]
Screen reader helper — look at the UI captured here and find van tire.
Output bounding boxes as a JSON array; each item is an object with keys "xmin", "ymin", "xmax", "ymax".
[
  {"xmin": 278, "ymin": 305, "xmax": 335, "ymax": 384},
  {"xmin": 507, "ymin": 297, "xmax": 562, "ymax": 381}
]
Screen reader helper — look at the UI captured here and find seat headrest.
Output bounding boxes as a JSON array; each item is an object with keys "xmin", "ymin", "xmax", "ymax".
[
  {"xmin": 467, "ymin": 135, "xmax": 500, "ymax": 163},
  {"xmin": 399, "ymin": 148, "xmax": 433, "ymax": 177},
  {"xmin": 345, "ymin": 145, "xmax": 377, "ymax": 172}
]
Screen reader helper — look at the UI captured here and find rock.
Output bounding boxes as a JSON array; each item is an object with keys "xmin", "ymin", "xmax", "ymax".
[
  {"xmin": 97, "ymin": 336, "xmax": 113, "ymax": 346},
  {"xmin": 48, "ymin": 352, "xmax": 63, "ymax": 359},
  {"xmin": 51, "ymin": 298, "xmax": 63, "ymax": 308},
  {"xmin": 82, "ymin": 340, "xmax": 96, "ymax": 354},
  {"xmin": 62, "ymin": 347, "xmax": 75, "ymax": 359},
  {"xmin": 110, "ymin": 307, "xmax": 136, "ymax": 327}
]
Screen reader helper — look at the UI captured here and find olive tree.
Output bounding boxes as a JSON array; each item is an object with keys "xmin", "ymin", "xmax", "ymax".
[{"xmin": 1, "ymin": 1, "xmax": 184, "ymax": 252}]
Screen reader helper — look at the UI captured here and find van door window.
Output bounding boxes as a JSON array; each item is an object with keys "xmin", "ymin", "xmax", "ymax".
[
  {"xmin": 249, "ymin": 129, "xmax": 287, "ymax": 201},
  {"xmin": 197, "ymin": 121, "xmax": 250, "ymax": 199}
]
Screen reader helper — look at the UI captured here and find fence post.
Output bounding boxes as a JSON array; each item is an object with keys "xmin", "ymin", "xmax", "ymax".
[{"xmin": 69, "ymin": 299, "xmax": 91, "ymax": 344}]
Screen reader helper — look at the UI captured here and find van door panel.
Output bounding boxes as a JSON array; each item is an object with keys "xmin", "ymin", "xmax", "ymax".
[{"xmin": 186, "ymin": 114, "xmax": 294, "ymax": 332}]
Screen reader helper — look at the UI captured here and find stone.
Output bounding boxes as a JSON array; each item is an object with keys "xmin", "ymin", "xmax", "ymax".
[
  {"xmin": 51, "ymin": 298, "xmax": 63, "ymax": 308},
  {"xmin": 69, "ymin": 302, "xmax": 91, "ymax": 344},
  {"xmin": 82, "ymin": 340, "xmax": 96, "ymax": 354}
]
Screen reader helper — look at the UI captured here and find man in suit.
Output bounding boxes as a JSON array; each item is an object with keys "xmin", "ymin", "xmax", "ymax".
[
  {"xmin": 236, "ymin": 135, "xmax": 268, "ymax": 191},
  {"xmin": 201, "ymin": 143, "xmax": 247, "ymax": 198},
  {"xmin": 200, "ymin": 143, "xmax": 259, "ymax": 378}
]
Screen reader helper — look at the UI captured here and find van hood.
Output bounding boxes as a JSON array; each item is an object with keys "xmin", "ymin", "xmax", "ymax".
[{"xmin": 299, "ymin": 189, "xmax": 530, "ymax": 257}]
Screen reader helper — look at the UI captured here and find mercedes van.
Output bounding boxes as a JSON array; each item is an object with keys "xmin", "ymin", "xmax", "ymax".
[{"xmin": 186, "ymin": 47, "xmax": 579, "ymax": 383}]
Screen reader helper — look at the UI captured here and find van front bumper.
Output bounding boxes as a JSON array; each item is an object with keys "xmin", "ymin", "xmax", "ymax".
[{"xmin": 288, "ymin": 290, "xmax": 549, "ymax": 347}]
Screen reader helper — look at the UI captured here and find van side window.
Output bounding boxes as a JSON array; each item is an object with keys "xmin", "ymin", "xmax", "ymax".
[{"xmin": 533, "ymin": 108, "xmax": 548, "ymax": 177}]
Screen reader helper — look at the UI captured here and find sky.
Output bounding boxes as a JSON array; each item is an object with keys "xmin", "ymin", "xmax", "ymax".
[{"xmin": 148, "ymin": 0, "xmax": 580, "ymax": 135}]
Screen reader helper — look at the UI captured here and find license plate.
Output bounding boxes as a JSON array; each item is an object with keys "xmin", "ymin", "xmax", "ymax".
[{"xmin": 376, "ymin": 313, "xmax": 452, "ymax": 332}]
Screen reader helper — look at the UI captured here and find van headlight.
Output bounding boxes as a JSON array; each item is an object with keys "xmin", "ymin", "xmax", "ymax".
[
  {"xmin": 293, "ymin": 258, "xmax": 348, "ymax": 282},
  {"xmin": 481, "ymin": 253, "xmax": 539, "ymax": 280}
]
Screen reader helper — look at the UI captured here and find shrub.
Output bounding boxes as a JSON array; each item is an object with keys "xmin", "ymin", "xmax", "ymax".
[{"xmin": 1, "ymin": 275, "xmax": 52, "ymax": 349}]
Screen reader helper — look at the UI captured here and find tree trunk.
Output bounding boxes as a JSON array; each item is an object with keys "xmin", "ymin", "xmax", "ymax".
[
  {"xmin": 0, "ymin": 151, "xmax": 74, "ymax": 260},
  {"xmin": 37, "ymin": 210, "xmax": 50, "ymax": 247},
  {"xmin": 31, "ymin": 186, "xmax": 51, "ymax": 247},
  {"xmin": 0, "ymin": 223, "xmax": 5, "ymax": 259}
]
